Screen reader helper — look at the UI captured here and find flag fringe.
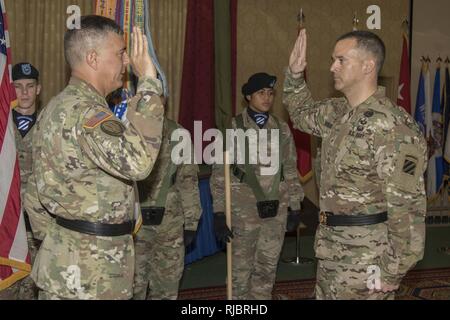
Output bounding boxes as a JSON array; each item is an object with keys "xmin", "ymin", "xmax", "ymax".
[
  {"xmin": 0, "ymin": 257, "xmax": 31, "ymax": 291},
  {"xmin": 298, "ymin": 170, "xmax": 313, "ymax": 184}
]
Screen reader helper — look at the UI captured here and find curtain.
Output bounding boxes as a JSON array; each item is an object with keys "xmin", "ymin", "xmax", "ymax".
[
  {"xmin": 5, "ymin": 0, "xmax": 93, "ymax": 108},
  {"xmin": 149, "ymin": 0, "xmax": 187, "ymax": 121},
  {"xmin": 178, "ymin": 0, "xmax": 215, "ymax": 142}
]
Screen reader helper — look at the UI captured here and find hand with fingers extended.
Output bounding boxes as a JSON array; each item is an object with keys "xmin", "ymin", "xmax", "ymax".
[
  {"xmin": 214, "ymin": 212, "xmax": 233, "ymax": 244},
  {"xmin": 289, "ymin": 28, "xmax": 307, "ymax": 75},
  {"xmin": 183, "ymin": 230, "xmax": 197, "ymax": 247},
  {"xmin": 130, "ymin": 26, "xmax": 156, "ymax": 78},
  {"xmin": 286, "ymin": 207, "xmax": 302, "ymax": 232}
]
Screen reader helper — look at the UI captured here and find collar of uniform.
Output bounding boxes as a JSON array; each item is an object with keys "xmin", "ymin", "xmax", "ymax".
[
  {"xmin": 358, "ymin": 86, "xmax": 386, "ymax": 107},
  {"xmin": 68, "ymin": 76, "xmax": 108, "ymax": 107},
  {"xmin": 242, "ymin": 107, "xmax": 279, "ymax": 130}
]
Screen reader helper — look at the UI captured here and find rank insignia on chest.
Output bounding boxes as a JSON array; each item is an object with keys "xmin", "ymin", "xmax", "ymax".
[{"xmin": 84, "ymin": 111, "xmax": 112, "ymax": 129}]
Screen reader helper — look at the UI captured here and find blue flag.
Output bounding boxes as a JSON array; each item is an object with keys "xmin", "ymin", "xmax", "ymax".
[
  {"xmin": 443, "ymin": 66, "xmax": 450, "ymax": 172},
  {"xmin": 414, "ymin": 70, "xmax": 426, "ymax": 135},
  {"xmin": 427, "ymin": 66, "xmax": 445, "ymax": 197}
]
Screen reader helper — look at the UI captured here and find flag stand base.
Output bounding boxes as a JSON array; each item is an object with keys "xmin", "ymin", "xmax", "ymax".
[{"xmin": 281, "ymin": 223, "xmax": 314, "ymax": 265}]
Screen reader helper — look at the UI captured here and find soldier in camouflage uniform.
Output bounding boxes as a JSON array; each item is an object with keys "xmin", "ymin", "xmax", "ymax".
[
  {"xmin": 211, "ymin": 73, "xmax": 305, "ymax": 300},
  {"xmin": 0, "ymin": 63, "xmax": 41, "ymax": 300},
  {"xmin": 133, "ymin": 117, "xmax": 201, "ymax": 300},
  {"xmin": 284, "ymin": 29, "xmax": 427, "ymax": 299},
  {"xmin": 23, "ymin": 16, "xmax": 164, "ymax": 300}
]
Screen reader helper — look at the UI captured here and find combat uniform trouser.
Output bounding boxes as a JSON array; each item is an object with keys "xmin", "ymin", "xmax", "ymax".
[
  {"xmin": 0, "ymin": 281, "xmax": 20, "ymax": 300},
  {"xmin": 38, "ymin": 291, "xmax": 70, "ymax": 300},
  {"xmin": 17, "ymin": 227, "xmax": 40, "ymax": 300},
  {"xmin": 315, "ymin": 259, "xmax": 396, "ymax": 300},
  {"xmin": 231, "ymin": 208, "xmax": 287, "ymax": 300},
  {"xmin": 133, "ymin": 212, "xmax": 184, "ymax": 300},
  {"xmin": 2, "ymin": 221, "xmax": 40, "ymax": 300}
]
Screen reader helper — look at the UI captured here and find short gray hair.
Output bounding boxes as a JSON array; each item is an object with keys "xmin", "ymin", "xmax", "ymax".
[
  {"xmin": 337, "ymin": 30, "xmax": 386, "ymax": 74},
  {"xmin": 64, "ymin": 15, "xmax": 123, "ymax": 68}
]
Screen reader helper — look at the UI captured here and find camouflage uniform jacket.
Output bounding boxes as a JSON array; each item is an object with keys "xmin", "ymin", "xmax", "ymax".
[
  {"xmin": 14, "ymin": 117, "xmax": 36, "ymax": 199},
  {"xmin": 283, "ymin": 70, "xmax": 427, "ymax": 285},
  {"xmin": 211, "ymin": 108, "xmax": 304, "ymax": 215},
  {"xmin": 24, "ymin": 76, "xmax": 164, "ymax": 299},
  {"xmin": 138, "ymin": 118, "xmax": 201, "ymax": 231}
]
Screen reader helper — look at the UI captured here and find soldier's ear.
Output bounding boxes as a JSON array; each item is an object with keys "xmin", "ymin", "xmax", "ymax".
[
  {"xmin": 36, "ymin": 84, "xmax": 41, "ymax": 96},
  {"xmin": 363, "ymin": 59, "xmax": 376, "ymax": 75},
  {"xmin": 86, "ymin": 49, "xmax": 98, "ymax": 70}
]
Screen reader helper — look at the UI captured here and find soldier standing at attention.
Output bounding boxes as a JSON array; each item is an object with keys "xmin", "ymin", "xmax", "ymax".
[
  {"xmin": 133, "ymin": 117, "xmax": 201, "ymax": 300},
  {"xmin": 0, "ymin": 63, "xmax": 41, "ymax": 300},
  {"xmin": 211, "ymin": 72, "xmax": 305, "ymax": 300},
  {"xmin": 24, "ymin": 16, "xmax": 164, "ymax": 300},
  {"xmin": 284, "ymin": 29, "xmax": 427, "ymax": 299}
]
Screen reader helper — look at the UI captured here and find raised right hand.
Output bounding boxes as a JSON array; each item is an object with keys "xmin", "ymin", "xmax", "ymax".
[
  {"xmin": 130, "ymin": 26, "xmax": 157, "ymax": 78},
  {"xmin": 289, "ymin": 28, "xmax": 307, "ymax": 74}
]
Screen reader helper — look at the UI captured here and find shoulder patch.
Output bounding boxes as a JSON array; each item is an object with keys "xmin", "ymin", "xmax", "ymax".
[
  {"xmin": 84, "ymin": 111, "xmax": 112, "ymax": 129},
  {"xmin": 100, "ymin": 119, "xmax": 126, "ymax": 137},
  {"xmin": 402, "ymin": 155, "xmax": 418, "ymax": 176},
  {"xmin": 392, "ymin": 144, "xmax": 425, "ymax": 193}
]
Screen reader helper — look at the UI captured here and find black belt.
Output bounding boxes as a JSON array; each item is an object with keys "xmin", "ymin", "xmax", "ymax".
[
  {"xmin": 23, "ymin": 211, "xmax": 32, "ymax": 232},
  {"xmin": 55, "ymin": 216, "xmax": 135, "ymax": 236},
  {"xmin": 319, "ymin": 211, "xmax": 387, "ymax": 227}
]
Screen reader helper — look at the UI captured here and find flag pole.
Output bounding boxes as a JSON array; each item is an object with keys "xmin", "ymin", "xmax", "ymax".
[{"xmin": 224, "ymin": 150, "xmax": 232, "ymax": 300}]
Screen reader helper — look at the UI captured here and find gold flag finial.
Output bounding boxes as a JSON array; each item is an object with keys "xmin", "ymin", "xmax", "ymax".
[
  {"xmin": 297, "ymin": 8, "xmax": 305, "ymax": 32},
  {"xmin": 401, "ymin": 19, "xmax": 409, "ymax": 36},
  {"xmin": 352, "ymin": 11, "xmax": 359, "ymax": 31}
]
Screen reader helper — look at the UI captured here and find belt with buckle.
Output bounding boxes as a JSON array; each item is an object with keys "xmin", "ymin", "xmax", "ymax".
[
  {"xmin": 55, "ymin": 216, "xmax": 135, "ymax": 236},
  {"xmin": 319, "ymin": 211, "xmax": 387, "ymax": 227}
]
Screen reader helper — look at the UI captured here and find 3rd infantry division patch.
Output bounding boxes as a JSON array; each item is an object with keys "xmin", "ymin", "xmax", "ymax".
[{"xmin": 402, "ymin": 155, "xmax": 417, "ymax": 176}]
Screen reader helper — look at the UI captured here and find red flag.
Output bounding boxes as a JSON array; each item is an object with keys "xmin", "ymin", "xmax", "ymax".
[
  {"xmin": 0, "ymin": 2, "xmax": 31, "ymax": 291},
  {"xmin": 289, "ymin": 122, "xmax": 313, "ymax": 182},
  {"xmin": 397, "ymin": 33, "xmax": 411, "ymax": 114}
]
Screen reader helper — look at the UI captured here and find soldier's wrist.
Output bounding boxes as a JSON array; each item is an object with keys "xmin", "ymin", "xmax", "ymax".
[
  {"xmin": 137, "ymin": 76, "xmax": 163, "ymax": 96},
  {"xmin": 286, "ymin": 67, "xmax": 304, "ymax": 80},
  {"xmin": 288, "ymin": 202, "xmax": 302, "ymax": 214}
]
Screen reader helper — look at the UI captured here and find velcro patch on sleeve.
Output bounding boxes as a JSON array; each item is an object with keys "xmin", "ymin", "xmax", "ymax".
[
  {"xmin": 83, "ymin": 111, "xmax": 112, "ymax": 129},
  {"xmin": 392, "ymin": 144, "xmax": 424, "ymax": 193},
  {"xmin": 402, "ymin": 155, "xmax": 418, "ymax": 176},
  {"xmin": 100, "ymin": 119, "xmax": 126, "ymax": 137}
]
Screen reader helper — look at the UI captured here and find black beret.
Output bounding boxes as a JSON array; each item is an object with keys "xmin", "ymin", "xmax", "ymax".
[
  {"xmin": 242, "ymin": 72, "xmax": 277, "ymax": 96},
  {"xmin": 12, "ymin": 62, "xmax": 39, "ymax": 81}
]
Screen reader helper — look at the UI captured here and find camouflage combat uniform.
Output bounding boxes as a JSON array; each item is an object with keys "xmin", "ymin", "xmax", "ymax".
[
  {"xmin": 133, "ymin": 118, "xmax": 201, "ymax": 300},
  {"xmin": 13, "ymin": 115, "xmax": 39, "ymax": 300},
  {"xmin": 24, "ymin": 76, "xmax": 164, "ymax": 300},
  {"xmin": 0, "ymin": 118, "xmax": 40, "ymax": 301},
  {"xmin": 283, "ymin": 70, "xmax": 427, "ymax": 300},
  {"xmin": 210, "ymin": 108, "xmax": 304, "ymax": 300}
]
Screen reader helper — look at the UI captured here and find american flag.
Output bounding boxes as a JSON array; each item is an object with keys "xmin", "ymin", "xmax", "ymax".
[{"xmin": 0, "ymin": 0, "xmax": 30, "ymax": 291}]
